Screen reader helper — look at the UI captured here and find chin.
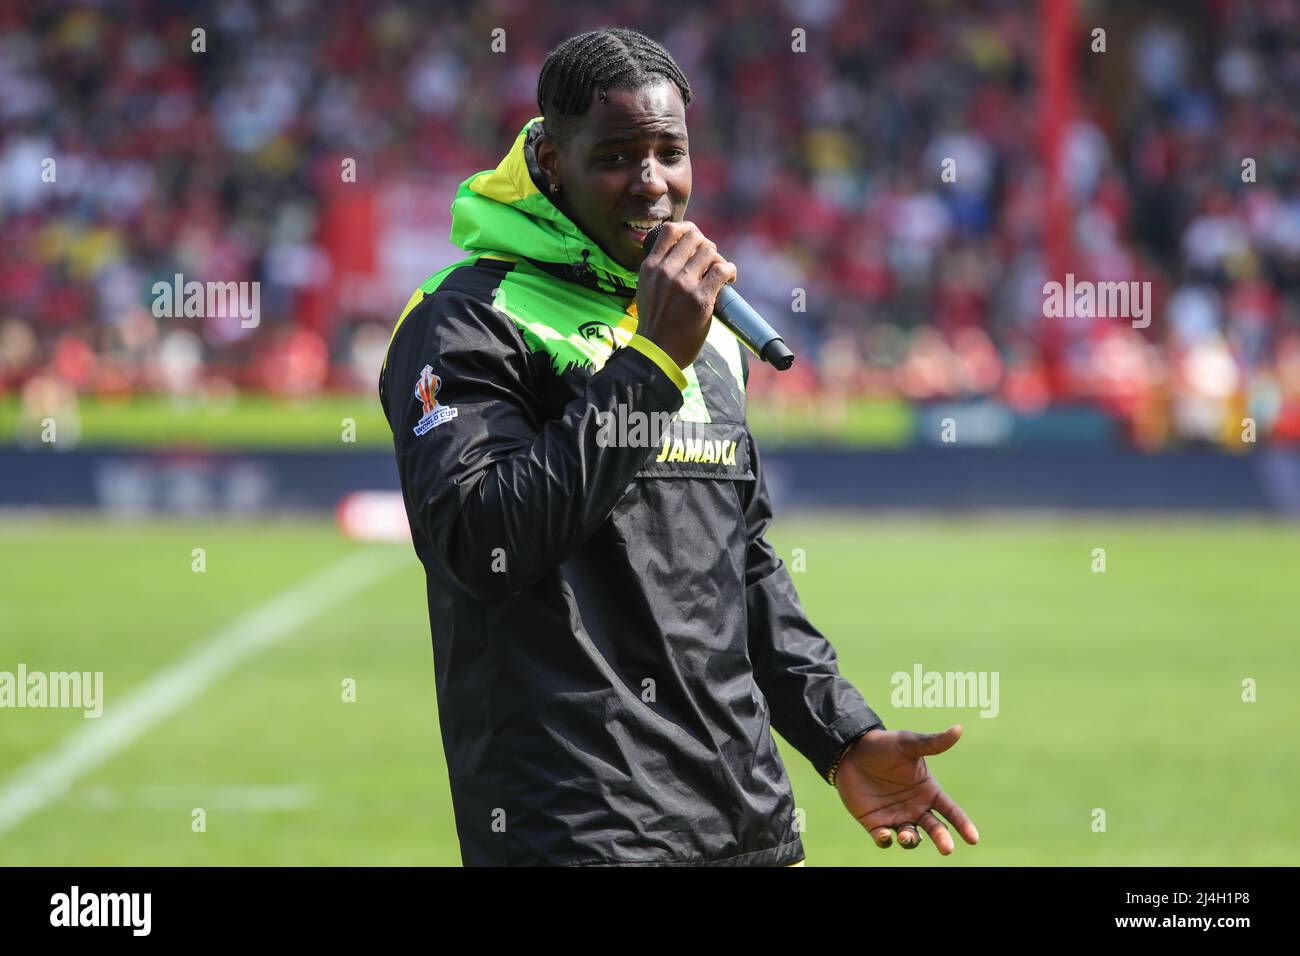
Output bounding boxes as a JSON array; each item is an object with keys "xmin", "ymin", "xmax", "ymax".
[{"xmin": 607, "ymin": 239, "xmax": 643, "ymax": 273}]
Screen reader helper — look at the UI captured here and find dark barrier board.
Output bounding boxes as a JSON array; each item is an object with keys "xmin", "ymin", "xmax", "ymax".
[{"xmin": 1, "ymin": 447, "xmax": 1298, "ymax": 515}]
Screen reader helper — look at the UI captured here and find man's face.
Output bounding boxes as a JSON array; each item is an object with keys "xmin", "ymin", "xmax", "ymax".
[{"xmin": 535, "ymin": 79, "xmax": 691, "ymax": 273}]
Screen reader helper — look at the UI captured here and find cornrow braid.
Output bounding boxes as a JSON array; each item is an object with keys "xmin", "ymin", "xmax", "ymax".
[{"xmin": 537, "ymin": 27, "xmax": 692, "ymax": 148}]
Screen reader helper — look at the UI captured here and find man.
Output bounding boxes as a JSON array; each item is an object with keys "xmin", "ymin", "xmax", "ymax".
[{"xmin": 379, "ymin": 26, "xmax": 978, "ymax": 866}]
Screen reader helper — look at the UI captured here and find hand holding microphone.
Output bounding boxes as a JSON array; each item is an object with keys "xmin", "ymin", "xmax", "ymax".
[{"xmin": 636, "ymin": 222, "xmax": 794, "ymax": 372}]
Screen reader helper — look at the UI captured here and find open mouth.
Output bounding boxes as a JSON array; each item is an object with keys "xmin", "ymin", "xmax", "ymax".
[{"xmin": 621, "ymin": 218, "xmax": 667, "ymax": 247}]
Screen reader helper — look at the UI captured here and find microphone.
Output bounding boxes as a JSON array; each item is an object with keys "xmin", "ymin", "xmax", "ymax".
[{"xmin": 642, "ymin": 225, "xmax": 795, "ymax": 371}]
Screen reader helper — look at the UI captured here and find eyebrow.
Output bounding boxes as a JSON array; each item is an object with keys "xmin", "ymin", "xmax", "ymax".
[{"xmin": 589, "ymin": 130, "xmax": 688, "ymax": 151}]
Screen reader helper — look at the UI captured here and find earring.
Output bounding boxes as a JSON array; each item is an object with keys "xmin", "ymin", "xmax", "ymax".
[{"xmin": 550, "ymin": 182, "xmax": 560, "ymax": 194}]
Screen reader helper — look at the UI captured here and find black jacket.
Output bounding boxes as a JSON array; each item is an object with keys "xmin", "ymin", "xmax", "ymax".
[{"xmin": 379, "ymin": 116, "xmax": 885, "ymax": 865}]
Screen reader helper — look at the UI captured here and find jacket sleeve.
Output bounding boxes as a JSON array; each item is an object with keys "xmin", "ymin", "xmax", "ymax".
[
  {"xmin": 739, "ymin": 410, "xmax": 886, "ymax": 784},
  {"xmin": 381, "ymin": 289, "xmax": 686, "ymax": 601}
]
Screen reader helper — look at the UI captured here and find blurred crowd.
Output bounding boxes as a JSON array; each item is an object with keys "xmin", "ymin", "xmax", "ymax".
[{"xmin": 2, "ymin": 0, "xmax": 1299, "ymax": 448}]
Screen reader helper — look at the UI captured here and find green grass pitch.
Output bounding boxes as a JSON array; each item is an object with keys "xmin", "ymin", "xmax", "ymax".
[{"xmin": 1, "ymin": 515, "xmax": 1295, "ymax": 866}]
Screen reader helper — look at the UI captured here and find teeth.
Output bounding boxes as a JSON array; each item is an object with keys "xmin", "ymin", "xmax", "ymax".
[{"xmin": 625, "ymin": 220, "xmax": 661, "ymax": 229}]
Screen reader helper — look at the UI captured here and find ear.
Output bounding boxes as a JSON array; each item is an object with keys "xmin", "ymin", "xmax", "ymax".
[{"xmin": 534, "ymin": 133, "xmax": 561, "ymax": 188}]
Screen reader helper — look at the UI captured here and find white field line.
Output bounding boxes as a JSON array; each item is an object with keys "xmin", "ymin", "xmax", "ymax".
[
  {"xmin": 78, "ymin": 784, "xmax": 318, "ymax": 812},
  {"xmin": 0, "ymin": 548, "xmax": 405, "ymax": 835}
]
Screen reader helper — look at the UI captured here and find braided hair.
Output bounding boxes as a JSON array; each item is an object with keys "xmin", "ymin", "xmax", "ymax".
[{"xmin": 537, "ymin": 27, "xmax": 692, "ymax": 148}]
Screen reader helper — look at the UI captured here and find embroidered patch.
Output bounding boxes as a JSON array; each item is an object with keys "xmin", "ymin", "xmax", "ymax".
[{"xmin": 412, "ymin": 364, "xmax": 458, "ymax": 436}]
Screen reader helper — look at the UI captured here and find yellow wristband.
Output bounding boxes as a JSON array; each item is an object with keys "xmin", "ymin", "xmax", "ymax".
[{"xmin": 627, "ymin": 334, "xmax": 688, "ymax": 392}]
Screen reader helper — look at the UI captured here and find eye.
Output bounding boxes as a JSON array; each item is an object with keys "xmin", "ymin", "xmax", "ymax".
[{"xmin": 600, "ymin": 153, "xmax": 628, "ymax": 164}]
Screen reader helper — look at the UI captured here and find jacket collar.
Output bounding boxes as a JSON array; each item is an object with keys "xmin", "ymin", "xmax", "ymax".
[{"xmin": 449, "ymin": 116, "xmax": 640, "ymax": 298}]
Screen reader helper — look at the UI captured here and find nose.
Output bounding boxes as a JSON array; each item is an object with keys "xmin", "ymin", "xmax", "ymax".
[{"xmin": 630, "ymin": 157, "xmax": 669, "ymax": 199}]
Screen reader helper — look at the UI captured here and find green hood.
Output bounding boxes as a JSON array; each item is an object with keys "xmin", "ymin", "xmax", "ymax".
[{"xmin": 449, "ymin": 116, "xmax": 642, "ymax": 297}]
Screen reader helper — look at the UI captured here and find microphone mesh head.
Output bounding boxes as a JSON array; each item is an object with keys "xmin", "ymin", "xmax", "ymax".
[{"xmin": 642, "ymin": 224, "xmax": 664, "ymax": 257}]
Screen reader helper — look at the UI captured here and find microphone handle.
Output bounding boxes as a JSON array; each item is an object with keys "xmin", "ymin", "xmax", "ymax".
[
  {"xmin": 641, "ymin": 223, "xmax": 794, "ymax": 371},
  {"xmin": 714, "ymin": 284, "xmax": 795, "ymax": 371}
]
